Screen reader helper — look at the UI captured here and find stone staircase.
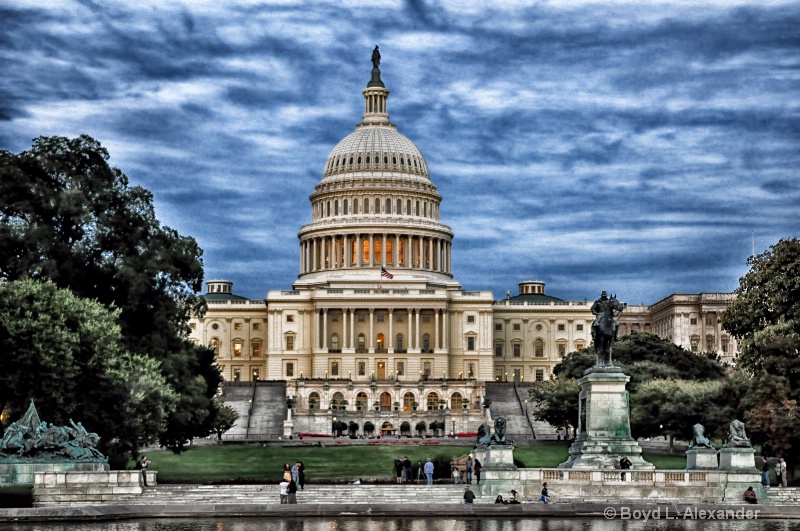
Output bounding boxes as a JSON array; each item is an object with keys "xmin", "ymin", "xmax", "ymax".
[
  {"xmin": 110, "ymin": 484, "xmax": 479, "ymax": 506},
  {"xmin": 221, "ymin": 382, "xmax": 287, "ymax": 439},
  {"xmin": 220, "ymin": 384, "xmax": 254, "ymax": 438},
  {"xmin": 766, "ymin": 487, "xmax": 800, "ymax": 505},
  {"xmin": 484, "ymin": 382, "xmax": 558, "ymax": 440}
]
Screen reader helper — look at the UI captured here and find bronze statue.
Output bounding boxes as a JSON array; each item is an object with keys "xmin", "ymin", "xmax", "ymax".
[
  {"xmin": 474, "ymin": 422, "xmax": 492, "ymax": 449},
  {"xmin": 724, "ymin": 419, "xmax": 751, "ymax": 448},
  {"xmin": 690, "ymin": 423, "xmax": 714, "ymax": 449},
  {"xmin": 591, "ymin": 291, "xmax": 625, "ymax": 366},
  {"xmin": 489, "ymin": 417, "xmax": 512, "ymax": 446},
  {"xmin": 371, "ymin": 45, "xmax": 381, "ymax": 68}
]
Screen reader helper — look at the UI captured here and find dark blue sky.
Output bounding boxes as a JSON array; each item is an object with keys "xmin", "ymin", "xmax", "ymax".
[{"xmin": 2, "ymin": 1, "xmax": 799, "ymax": 304}]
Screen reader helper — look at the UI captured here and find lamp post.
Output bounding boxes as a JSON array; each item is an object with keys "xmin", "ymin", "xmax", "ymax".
[
  {"xmin": 333, "ymin": 416, "xmax": 337, "ymax": 438},
  {"xmin": 451, "ymin": 416, "xmax": 455, "ymax": 437}
]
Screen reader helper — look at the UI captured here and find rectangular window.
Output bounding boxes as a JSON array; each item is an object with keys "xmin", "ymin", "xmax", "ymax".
[
  {"xmin": 357, "ymin": 361, "xmax": 366, "ymax": 376},
  {"xmin": 576, "ymin": 324, "xmax": 584, "ymax": 331},
  {"xmin": 467, "ymin": 336, "xmax": 475, "ymax": 351},
  {"xmin": 234, "ymin": 323, "xmax": 243, "ymax": 331},
  {"xmin": 495, "ymin": 323, "xmax": 502, "ymax": 331},
  {"xmin": 233, "ymin": 368, "xmax": 241, "ymax": 382},
  {"xmin": 190, "ymin": 322, "xmax": 196, "ymax": 330},
  {"xmin": 423, "ymin": 361, "xmax": 431, "ymax": 378},
  {"xmin": 422, "ymin": 315, "xmax": 430, "ymax": 323},
  {"xmin": 706, "ymin": 317, "xmax": 713, "ymax": 325},
  {"xmin": 331, "ymin": 360, "xmax": 339, "ymax": 377},
  {"xmin": 706, "ymin": 338, "xmax": 714, "ymax": 351},
  {"xmin": 396, "ymin": 315, "xmax": 403, "ymax": 322},
  {"xmin": 467, "ymin": 315, "xmax": 475, "ymax": 323},
  {"xmin": 377, "ymin": 315, "xmax": 385, "ymax": 322},
  {"xmin": 286, "ymin": 336, "xmax": 294, "ymax": 350},
  {"xmin": 286, "ymin": 315, "xmax": 295, "ymax": 323},
  {"xmin": 233, "ymin": 341, "xmax": 243, "ymax": 357},
  {"xmin": 467, "ymin": 363, "xmax": 475, "ymax": 378},
  {"xmin": 721, "ymin": 339, "xmax": 728, "ymax": 353},
  {"xmin": 332, "ymin": 314, "xmax": 339, "ymax": 322},
  {"xmin": 286, "ymin": 363, "xmax": 294, "ymax": 378},
  {"xmin": 690, "ymin": 318, "xmax": 697, "ymax": 325},
  {"xmin": 495, "ymin": 343, "xmax": 503, "ymax": 357},
  {"xmin": 513, "ymin": 343, "xmax": 521, "ymax": 357},
  {"xmin": 513, "ymin": 323, "xmax": 520, "ymax": 331},
  {"xmin": 251, "ymin": 342, "xmax": 261, "ymax": 357},
  {"xmin": 358, "ymin": 315, "xmax": 366, "ymax": 322},
  {"xmin": 396, "ymin": 361, "xmax": 405, "ymax": 376},
  {"xmin": 558, "ymin": 344, "xmax": 566, "ymax": 357},
  {"xmin": 558, "ymin": 324, "xmax": 565, "ymax": 331},
  {"xmin": 253, "ymin": 322, "xmax": 261, "ymax": 331},
  {"xmin": 535, "ymin": 369, "xmax": 544, "ymax": 382}
]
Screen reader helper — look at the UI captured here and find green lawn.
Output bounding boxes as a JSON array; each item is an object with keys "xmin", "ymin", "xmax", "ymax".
[{"xmin": 142, "ymin": 443, "xmax": 688, "ymax": 483}]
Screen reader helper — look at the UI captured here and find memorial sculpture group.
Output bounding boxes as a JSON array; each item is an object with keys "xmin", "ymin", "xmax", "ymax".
[{"xmin": 0, "ymin": 401, "xmax": 107, "ymax": 462}]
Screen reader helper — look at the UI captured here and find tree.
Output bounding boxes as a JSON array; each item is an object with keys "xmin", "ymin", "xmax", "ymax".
[
  {"xmin": 529, "ymin": 377, "xmax": 580, "ymax": 433},
  {"xmin": 0, "ymin": 279, "xmax": 176, "ymax": 466},
  {"xmin": 0, "ymin": 136, "xmax": 222, "ymax": 452},
  {"xmin": 213, "ymin": 398, "xmax": 240, "ymax": 441},
  {"xmin": 722, "ymin": 238, "xmax": 800, "ymax": 473}
]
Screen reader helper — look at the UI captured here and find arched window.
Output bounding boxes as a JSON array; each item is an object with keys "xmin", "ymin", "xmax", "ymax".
[
  {"xmin": 406, "ymin": 200, "xmax": 411, "ymax": 215},
  {"xmin": 415, "ymin": 201, "xmax": 420, "ymax": 215},
  {"xmin": 354, "ymin": 198, "xmax": 359, "ymax": 214},
  {"xmin": 364, "ymin": 197, "xmax": 369, "ymax": 213},
  {"xmin": 343, "ymin": 199, "xmax": 348, "ymax": 214},
  {"xmin": 426, "ymin": 392, "xmax": 439, "ymax": 411},
  {"xmin": 326, "ymin": 201, "xmax": 331, "ymax": 217},
  {"xmin": 423, "ymin": 203, "xmax": 427, "ymax": 217},
  {"xmin": 380, "ymin": 391, "xmax": 392, "ymax": 411},
  {"xmin": 232, "ymin": 340, "xmax": 243, "ymax": 357},
  {"xmin": 209, "ymin": 337, "xmax": 220, "ymax": 356},
  {"xmin": 357, "ymin": 333, "xmax": 366, "ymax": 352},
  {"xmin": 355, "ymin": 392, "xmax": 368, "ymax": 410},
  {"xmin": 251, "ymin": 340, "xmax": 261, "ymax": 357},
  {"xmin": 376, "ymin": 333, "xmax": 385, "ymax": 351},
  {"xmin": 331, "ymin": 391, "xmax": 345, "ymax": 410},
  {"xmin": 535, "ymin": 338, "xmax": 544, "ymax": 357},
  {"xmin": 396, "ymin": 333, "xmax": 404, "ymax": 352},
  {"xmin": 403, "ymin": 392, "xmax": 415, "ymax": 411},
  {"xmin": 308, "ymin": 392, "xmax": 320, "ymax": 410},
  {"xmin": 374, "ymin": 198, "xmax": 380, "ymax": 213},
  {"xmin": 397, "ymin": 199, "xmax": 401, "ymax": 214},
  {"xmin": 330, "ymin": 333, "xmax": 340, "ymax": 351},
  {"xmin": 386, "ymin": 198, "xmax": 391, "ymax": 213},
  {"xmin": 422, "ymin": 333, "xmax": 430, "ymax": 352},
  {"xmin": 450, "ymin": 392, "xmax": 464, "ymax": 410},
  {"xmin": 363, "ymin": 239, "xmax": 370, "ymax": 264},
  {"xmin": 334, "ymin": 200, "xmax": 339, "ymax": 215},
  {"xmin": 386, "ymin": 239, "xmax": 393, "ymax": 264}
]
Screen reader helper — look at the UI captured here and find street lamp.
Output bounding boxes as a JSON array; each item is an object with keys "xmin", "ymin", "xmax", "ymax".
[
  {"xmin": 333, "ymin": 416, "xmax": 337, "ymax": 438},
  {"xmin": 451, "ymin": 416, "xmax": 455, "ymax": 437}
]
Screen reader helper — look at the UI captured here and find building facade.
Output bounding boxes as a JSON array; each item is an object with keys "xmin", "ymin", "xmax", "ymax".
[{"xmin": 188, "ymin": 63, "xmax": 738, "ymax": 434}]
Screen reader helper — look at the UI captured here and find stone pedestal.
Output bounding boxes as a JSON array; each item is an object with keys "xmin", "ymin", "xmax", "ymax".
[
  {"xmin": 0, "ymin": 461, "xmax": 108, "ymax": 486},
  {"xmin": 283, "ymin": 420, "xmax": 294, "ymax": 438},
  {"xmin": 559, "ymin": 368, "xmax": 653, "ymax": 469},
  {"xmin": 484, "ymin": 445, "xmax": 516, "ymax": 470},
  {"xmin": 718, "ymin": 447, "xmax": 757, "ymax": 470},
  {"xmin": 686, "ymin": 448, "xmax": 718, "ymax": 469}
]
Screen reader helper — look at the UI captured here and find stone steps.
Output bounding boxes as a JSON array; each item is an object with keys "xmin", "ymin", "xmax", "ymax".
[{"xmin": 765, "ymin": 487, "xmax": 800, "ymax": 504}]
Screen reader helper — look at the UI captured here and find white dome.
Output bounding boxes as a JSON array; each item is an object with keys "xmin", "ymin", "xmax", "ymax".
[{"xmin": 323, "ymin": 126, "xmax": 429, "ymax": 179}]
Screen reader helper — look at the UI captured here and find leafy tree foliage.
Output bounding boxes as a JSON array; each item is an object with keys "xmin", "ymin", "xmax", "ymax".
[
  {"xmin": 722, "ymin": 238, "xmax": 800, "ymax": 468},
  {"xmin": 0, "ymin": 136, "xmax": 221, "ymax": 452},
  {"xmin": 213, "ymin": 398, "xmax": 240, "ymax": 440},
  {"xmin": 0, "ymin": 279, "xmax": 176, "ymax": 464},
  {"xmin": 529, "ymin": 377, "xmax": 579, "ymax": 432}
]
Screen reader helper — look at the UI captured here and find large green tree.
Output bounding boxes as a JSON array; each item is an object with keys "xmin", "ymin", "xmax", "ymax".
[
  {"xmin": 0, "ymin": 135, "xmax": 221, "ymax": 452},
  {"xmin": 722, "ymin": 238, "xmax": 800, "ymax": 471},
  {"xmin": 0, "ymin": 279, "xmax": 177, "ymax": 464}
]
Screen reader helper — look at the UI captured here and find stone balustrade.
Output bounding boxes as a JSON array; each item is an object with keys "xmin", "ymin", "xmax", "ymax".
[{"xmin": 33, "ymin": 470, "xmax": 157, "ymax": 506}]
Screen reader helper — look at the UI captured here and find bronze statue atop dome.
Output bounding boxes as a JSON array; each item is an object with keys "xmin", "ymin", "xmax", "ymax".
[{"xmin": 372, "ymin": 45, "xmax": 381, "ymax": 68}]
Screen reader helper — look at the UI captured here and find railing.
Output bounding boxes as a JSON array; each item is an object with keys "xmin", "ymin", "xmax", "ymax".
[
  {"xmin": 512, "ymin": 380, "xmax": 536, "ymax": 440},
  {"xmin": 281, "ymin": 290, "xmax": 300, "ymax": 295},
  {"xmin": 533, "ymin": 469, "xmax": 705, "ymax": 484}
]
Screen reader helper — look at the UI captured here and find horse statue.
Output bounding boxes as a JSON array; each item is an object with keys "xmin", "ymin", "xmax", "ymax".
[{"xmin": 590, "ymin": 291, "xmax": 625, "ymax": 367}]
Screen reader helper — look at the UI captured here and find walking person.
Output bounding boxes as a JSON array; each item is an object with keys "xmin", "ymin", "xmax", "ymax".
[
  {"xmin": 776, "ymin": 457, "xmax": 787, "ymax": 488},
  {"xmin": 139, "ymin": 455, "xmax": 150, "ymax": 487},
  {"xmin": 297, "ymin": 461, "xmax": 306, "ymax": 490},
  {"xmin": 424, "ymin": 458, "xmax": 434, "ymax": 485},
  {"xmin": 465, "ymin": 454, "xmax": 473, "ymax": 484},
  {"xmin": 291, "ymin": 462, "xmax": 299, "ymax": 484},
  {"xmin": 452, "ymin": 466, "xmax": 460, "ymax": 484},
  {"xmin": 287, "ymin": 478, "xmax": 298, "ymax": 504},
  {"xmin": 474, "ymin": 459, "xmax": 482, "ymax": 485},
  {"xmin": 541, "ymin": 482, "xmax": 550, "ymax": 504},
  {"xmin": 762, "ymin": 457, "xmax": 771, "ymax": 488},
  {"xmin": 279, "ymin": 477, "xmax": 289, "ymax": 504}
]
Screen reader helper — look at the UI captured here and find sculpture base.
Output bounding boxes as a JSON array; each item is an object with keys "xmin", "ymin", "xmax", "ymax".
[
  {"xmin": 559, "ymin": 370, "xmax": 653, "ymax": 470},
  {"xmin": 718, "ymin": 447, "xmax": 756, "ymax": 470},
  {"xmin": 0, "ymin": 461, "xmax": 109, "ymax": 486},
  {"xmin": 283, "ymin": 420, "xmax": 294, "ymax": 439},
  {"xmin": 483, "ymin": 446, "xmax": 516, "ymax": 470},
  {"xmin": 686, "ymin": 448, "xmax": 718, "ymax": 470}
]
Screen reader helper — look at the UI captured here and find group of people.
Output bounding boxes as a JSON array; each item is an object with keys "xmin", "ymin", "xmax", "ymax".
[
  {"xmin": 494, "ymin": 490, "xmax": 522, "ymax": 504},
  {"xmin": 761, "ymin": 456, "xmax": 788, "ymax": 489},
  {"xmin": 279, "ymin": 461, "xmax": 306, "ymax": 504},
  {"xmin": 452, "ymin": 454, "xmax": 483, "ymax": 485}
]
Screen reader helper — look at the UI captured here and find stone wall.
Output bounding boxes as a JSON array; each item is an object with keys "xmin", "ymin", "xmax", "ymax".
[
  {"xmin": 0, "ymin": 461, "xmax": 108, "ymax": 487},
  {"xmin": 33, "ymin": 470, "xmax": 156, "ymax": 507}
]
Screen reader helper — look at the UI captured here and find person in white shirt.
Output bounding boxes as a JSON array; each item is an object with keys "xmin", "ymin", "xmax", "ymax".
[{"xmin": 279, "ymin": 479, "xmax": 289, "ymax": 504}]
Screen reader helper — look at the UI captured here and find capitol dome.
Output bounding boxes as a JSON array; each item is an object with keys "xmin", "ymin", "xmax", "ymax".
[{"xmin": 296, "ymin": 58, "xmax": 454, "ymax": 286}]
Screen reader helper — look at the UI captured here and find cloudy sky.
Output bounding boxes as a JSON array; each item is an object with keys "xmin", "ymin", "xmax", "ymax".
[{"xmin": 2, "ymin": 0, "xmax": 798, "ymax": 305}]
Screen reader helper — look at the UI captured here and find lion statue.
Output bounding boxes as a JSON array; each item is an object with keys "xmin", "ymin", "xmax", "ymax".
[
  {"xmin": 474, "ymin": 423, "xmax": 492, "ymax": 449},
  {"xmin": 724, "ymin": 419, "xmax": 751, "ymax": 448},
  {"xmin": 490, "ymin": 416, "xmax": 512, "ymax": 446},
  {"xmin": 690, "ymin": 423, "xmax": 714, "ymax": 449}
]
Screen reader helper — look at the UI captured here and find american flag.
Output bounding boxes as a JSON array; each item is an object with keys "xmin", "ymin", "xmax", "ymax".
[{"xmin": 380, "ymin": 267, "xmax": 394, "ymax": 279}]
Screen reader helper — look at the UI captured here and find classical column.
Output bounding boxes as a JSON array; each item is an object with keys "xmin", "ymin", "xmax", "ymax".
[
  {"xmin": 388, "ymin": 309, "xmax": 394, "ymax": 351},
  {"xmin": 350, "ymin": 309, "xmax": 355, "ymax": 349},
  {"xmin": 356, "ymin": 234, "xmax": 361, "ymax": 267},
  {"xmin": 415, "ymin": 309, "xmax": 421, "ymax": 349},
  {"xmin": 342, "ymin": 308, "xmax": 348, "ymax": 348},
  {"xmin": 428, "ymin": 238, "xmax": 433, "ymax": 270},
  {"xmin": 323, "ymin": 309, "xmax": 328, "ymax": 349},
  {"xmin": 407, "ymin": 234, "xmax": 413, "ymax": 269},
  {"xmin": 382, "ymin": 234, "xmax": 387, "ymax": 267},
  {"xmin": 312, "ymin": 239, "xmax": 317, "ymax": 271},
  {"xmin": 443, "ymin": 310, "xmax": 448, "ymax": 349},
  {"xmin": 435, "ymin": 310, "xmax": 440, "ymax": 349},
  {"xmin": 369, "ymin": 309, "xmax": 375, "ymax": 352},
  {"xmin": 369, "ymin": 234, "xmax": 375, "ymax": 266},
  {"xmin": 407, "ymin": 309, "xmax": 413, "ymax": 350},
  {"xmin": 395, "ymin": 234, "xmax": 400, "ymax": 267}
]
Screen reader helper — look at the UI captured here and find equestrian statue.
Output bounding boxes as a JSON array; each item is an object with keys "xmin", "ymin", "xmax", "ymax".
[{"xmin": 590, "ymin": 291, "xmax": 625, "ymax": 367}]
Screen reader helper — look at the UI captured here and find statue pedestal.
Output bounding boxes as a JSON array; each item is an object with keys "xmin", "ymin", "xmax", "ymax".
[
  {"xmin": 685, "ymin": 448, "xmax": 718, "ymax": 469},
  {"xmin": 282, "ymin": 420, "xmax": 294, "ymax": 439},
  {"xmin": 559, "ymin": 369, "xmax": 653, "ymax": 469},
  {"xmin": 718, "ymin": 447, "xmax": 756, "ymax": 470},
  {"xmin": 484, "ymin": 445, "xmax": 516, "ymax": 470}
]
